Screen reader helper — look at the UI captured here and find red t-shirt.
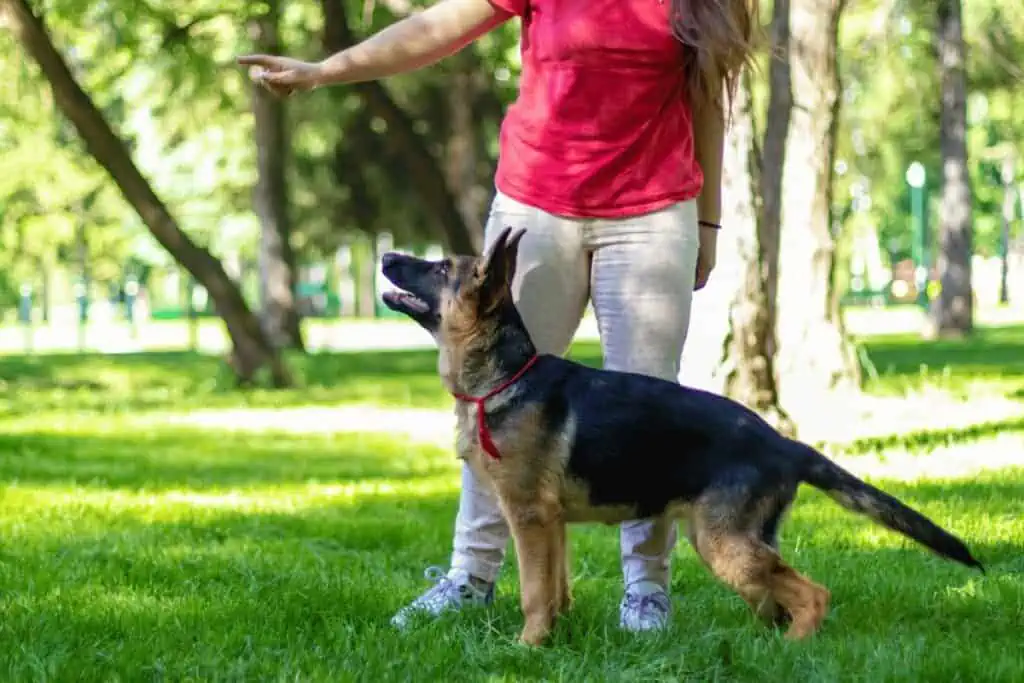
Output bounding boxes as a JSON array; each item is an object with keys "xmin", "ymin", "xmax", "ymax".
[{"xmin": 487, "ymin": 0, "xmax": 703, "ymax": 218}]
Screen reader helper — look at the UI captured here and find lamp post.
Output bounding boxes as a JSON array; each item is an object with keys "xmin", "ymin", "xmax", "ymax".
[
  {"xmin": 1000, "ymin": 155, "xmax": 1016, "ymax": 306},
  {"xmin": 75, "ymin": 205, "xmax": 89, "ymax": 351},
  {"xmin": 125, "ymin": 274, "xmax": 139, "ymax": 339},
  {"xmin": 186, "ymin": 275, "xmax": 198, "ymax": 352},
  {"xmin": 73, "ymin": 279, "xmax": 89, "ymax": 352},
  {"xmin": 905, "ymin": 161, "xmax": 928, "ymax": 308},
  {"xmin": 18, "ymin": 283, "xmax": 33, "ymax": 354},
  {"xmin": 979, "ymin": 140, "xmax": 1017, "ymax": 306}
]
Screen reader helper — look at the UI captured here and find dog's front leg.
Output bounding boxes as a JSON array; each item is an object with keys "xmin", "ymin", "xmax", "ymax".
[
  {"xmin": 553, "ymin": 521, "xmax": 572, "ymax": 615},
  {"xmin": 509, "ymin": 511, "xmax": 558, "ymax": 646}
]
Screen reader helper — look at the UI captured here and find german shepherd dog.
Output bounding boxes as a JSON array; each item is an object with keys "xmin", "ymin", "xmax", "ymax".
[{"xmin": 380, "ymin": 227, "xmax": 983, "ymax": 646}]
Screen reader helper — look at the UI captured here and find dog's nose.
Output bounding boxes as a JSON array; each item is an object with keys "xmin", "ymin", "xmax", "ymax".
[{"xmin": 381, "ymin": 252, "xmax": 398, "ymax": 270}]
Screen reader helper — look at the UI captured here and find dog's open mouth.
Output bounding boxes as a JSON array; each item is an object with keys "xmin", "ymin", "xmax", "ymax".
[{"xmin": 382, "ymin": 289, "xmax": 429, "ymax": 314}]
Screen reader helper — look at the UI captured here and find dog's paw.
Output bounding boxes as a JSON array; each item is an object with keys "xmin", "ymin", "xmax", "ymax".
[{"xmin": 518, "ymin": 626, "xmax": 550, "ymax": 647}]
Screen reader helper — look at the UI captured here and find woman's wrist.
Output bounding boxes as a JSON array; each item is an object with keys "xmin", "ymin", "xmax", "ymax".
[
  {"xmin": 696, "ymin": 192, "xmax": 722, "ymax": 230},
  {"xmin": 314, "ymin": 55, "xmax": 347, "ymax": 87}
]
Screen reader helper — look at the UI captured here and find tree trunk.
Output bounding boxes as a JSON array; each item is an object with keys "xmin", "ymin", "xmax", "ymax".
[
  {"xmin": 248, "ymin": 0, "xmax": 305, "ymax": 350},
  {"xmin": 929, "ymin": 0, "xmax": 973, "ymax": 338},
  {"xmin": 356, "ymin": 239, "xmax": 377, "ymax": 318},
  {"xmin": 320, "ymin": 0, "xmax": 479, "ymax": 254},
  {"xmin": 443, "ymin": 51, "xmax": 489, "ymax": 254},
  {"xmin": 719, "ymin": 0, "xmax": 795, "ymax": 436},
  {"xmin": 720, "ymin": 71, "xmax": 794, "ymax": 436},
  {"xmin": 39, "ymin": 257, "xmax": 50, "ymax": 323},
  {"xmin": 332, "ymin": 107, "xmax": 382, "ymax": 237},
  {"xmin": 776, "ymin": 0, "xmax": 860, "ymax": 413},
  {"xmin": 3, "ymin": 0, "xmax": 290, "ymax": 386},
  {"xmin": 328, "ymin": 102, "xmax": 382, "ymax": 318}
]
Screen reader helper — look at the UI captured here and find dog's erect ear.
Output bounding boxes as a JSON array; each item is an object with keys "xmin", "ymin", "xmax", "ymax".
[
  {"xmin": 475, "ymin": 227, "xmax": 527, "ymax": 304},
  {"xmin": 480, "ymin": 226, "xmax": 513, "ymax": 272}
]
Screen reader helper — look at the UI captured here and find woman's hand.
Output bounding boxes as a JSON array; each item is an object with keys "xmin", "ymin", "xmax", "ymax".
[
  {"xmin": 694, "ymin": 224, "xmax": 718, "ymax": 291},
  {"xmin": 237, "ymin": 0, "xmax": 508, "ymax": 97},
  {"xmin": 237, "ymin": 55, "xmax": 324, "ymax": 98}
]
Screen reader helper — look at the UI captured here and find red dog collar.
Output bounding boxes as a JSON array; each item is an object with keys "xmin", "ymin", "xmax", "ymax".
[{"xmin": 451, "ymin": 355, "xmax": 539, "ymax": 460}]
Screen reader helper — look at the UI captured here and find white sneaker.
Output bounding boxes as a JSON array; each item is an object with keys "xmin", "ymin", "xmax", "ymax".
[
  {"xmin": 619, "ymin": 581, "xmax": 671, "ymax": 632},
  {"xmin": 390, "ymin": 566, "xmax": 495, "ymax": 629}
]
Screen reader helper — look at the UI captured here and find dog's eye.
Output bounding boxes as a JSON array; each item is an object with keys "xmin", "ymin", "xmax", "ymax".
[{"xmin": 438, "ymin": 261, "xmax": 450, "ymax": 276}]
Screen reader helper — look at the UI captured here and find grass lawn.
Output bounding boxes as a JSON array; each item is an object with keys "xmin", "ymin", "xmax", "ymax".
[{"xmin": 0, "ymin": 325, "xmax": 1022, "ymax": 681}]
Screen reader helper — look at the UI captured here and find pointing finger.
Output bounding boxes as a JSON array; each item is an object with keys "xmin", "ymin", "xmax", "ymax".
[{"xmin": 237, "ymin": 54, "xmax": 282, "ymax": 68}]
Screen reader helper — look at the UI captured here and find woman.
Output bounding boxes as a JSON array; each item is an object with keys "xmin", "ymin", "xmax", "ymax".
[{"xmin": 239, "ymin": 0, "xmax": 756, "ymax": 633}]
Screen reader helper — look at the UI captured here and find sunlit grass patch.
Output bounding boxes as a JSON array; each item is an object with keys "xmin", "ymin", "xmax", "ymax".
[
  {"xmin": 0, "ymin": 415, "xmax": 1022, "ymax": 680},
  {"xmin": 860, "ymin": 323, "xmax": 1024, "ymax": 401},
  {"xmin": 0, "ymin": 420, "xmax": 459, "ymax": 492}
]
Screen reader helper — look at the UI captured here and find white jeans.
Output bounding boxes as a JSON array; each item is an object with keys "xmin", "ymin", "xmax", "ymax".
[{"xmin": 450, "ymin": 190, "xmax": 701, "ymax": 590}]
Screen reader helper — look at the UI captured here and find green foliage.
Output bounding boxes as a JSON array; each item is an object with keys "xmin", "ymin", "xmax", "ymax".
[
  {"xmin": 0, "ymin": 31, "xmax": 133, "ymax": 304},
  {"xmin": 2, "ymin": 0, "xmax": 1021, "ymax": 309},
  {"xmin": 836, "ymin": 0, "xmax": 1024, "ymax": 267}
]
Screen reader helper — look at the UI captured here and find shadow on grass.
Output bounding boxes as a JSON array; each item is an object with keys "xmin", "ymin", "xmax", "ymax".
[
  {"xmin": 0, "ymin": 430, "xmax": 456, "ymax": 490},
  {"xmin": 838, "ymin": 415, "xmax": 1024, "ymax": 455},
  {"xmin": 2, "ymin": 324, "xmax": 1020, "ymax": 410}
]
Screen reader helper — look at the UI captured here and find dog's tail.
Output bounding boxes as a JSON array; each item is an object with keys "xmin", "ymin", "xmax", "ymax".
[{"xmin": 790, "ymin": 438, "xmax": 984, "ymax": 571}]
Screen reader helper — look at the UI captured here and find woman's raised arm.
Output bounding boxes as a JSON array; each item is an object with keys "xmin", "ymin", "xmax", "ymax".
[{"xmin": 238, "ymin": 0, "xmax": 511, "ymax": 96}]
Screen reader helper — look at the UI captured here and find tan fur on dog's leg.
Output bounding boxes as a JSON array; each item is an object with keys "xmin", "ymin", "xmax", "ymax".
[
  {"xmin": 769, "ymin": 564, "xmax": 830, "ymax": 640},
  {"xmin": 553, "ymin": 521, "xmax": 572, "ymax": 615},
  {"xmin": 692, "ymin": 527, "xmax": 829, "ymax": 640},
  {"xmin": 510, "ymin": 517, "xmax": 559, "ymax": 646}
]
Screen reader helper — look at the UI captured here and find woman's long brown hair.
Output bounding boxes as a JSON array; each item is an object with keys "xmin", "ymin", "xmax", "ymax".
[{"xmin": 670, "ymin": 0, "xmax": 760, "ymax": 114}]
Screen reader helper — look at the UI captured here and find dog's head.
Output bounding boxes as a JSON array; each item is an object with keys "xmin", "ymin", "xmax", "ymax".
[{"xmin": 380, "ymin": 227, "xmax": 527, "ymax": 339}]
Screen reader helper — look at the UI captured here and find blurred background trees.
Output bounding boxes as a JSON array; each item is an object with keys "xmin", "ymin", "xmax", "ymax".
[{"xmin": 1, "ymin": 0, "xmax": 1021, "ymax": 407}]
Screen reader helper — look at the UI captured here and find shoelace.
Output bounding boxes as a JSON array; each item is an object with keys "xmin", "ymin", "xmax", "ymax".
[
  {"xmin": 625, "ymin": 592, "xmax": 670, "ymax": 614},
  {"xmin": 418, "ymin": 566, "xmax": 455, "ymax": 600},
  {"xmin": 423, "ymin": 566, "xmax": 448, "ymax": 583},
  {"xmin": 417, "ymin": 566, "xmax": 483, "ymax": 604}
]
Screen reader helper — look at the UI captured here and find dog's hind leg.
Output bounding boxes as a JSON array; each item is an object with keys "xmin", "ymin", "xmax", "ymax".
[
  {"xmin": 767, "ymin": 557, "xmax": 830, "ymax": 639},
  {"xmin": 508, "ymin": 508, "xmax": 560, "ymax": 646},
  {"xmin": 753, "ymin": 502, "xmax": 794, "ymax": 628},
  {"xmin": 690, "ymin": 509, "xmax": 829, "ymax": 640}
]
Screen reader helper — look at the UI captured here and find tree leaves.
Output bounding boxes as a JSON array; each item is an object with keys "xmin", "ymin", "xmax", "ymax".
[
  {"xmin": 2, "ymin": 0, "xmax": 1019, "ymax": 311},
  {"xmin": 835, "ymin": 0, "xmax": 1023, "ymax": 265}
]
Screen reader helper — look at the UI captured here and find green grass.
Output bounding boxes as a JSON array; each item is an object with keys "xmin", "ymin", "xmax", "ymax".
[
  {"xmin": 1, "ymin": 325, "xmax": 1023, "ymax": 681},
  {"xmin": 1, "ymin": 322, "xmax": 1021, "ymax": 411},
  {"xmin": 858, "ymin": 323, "xmax": 1024, "ymax": 401}
]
